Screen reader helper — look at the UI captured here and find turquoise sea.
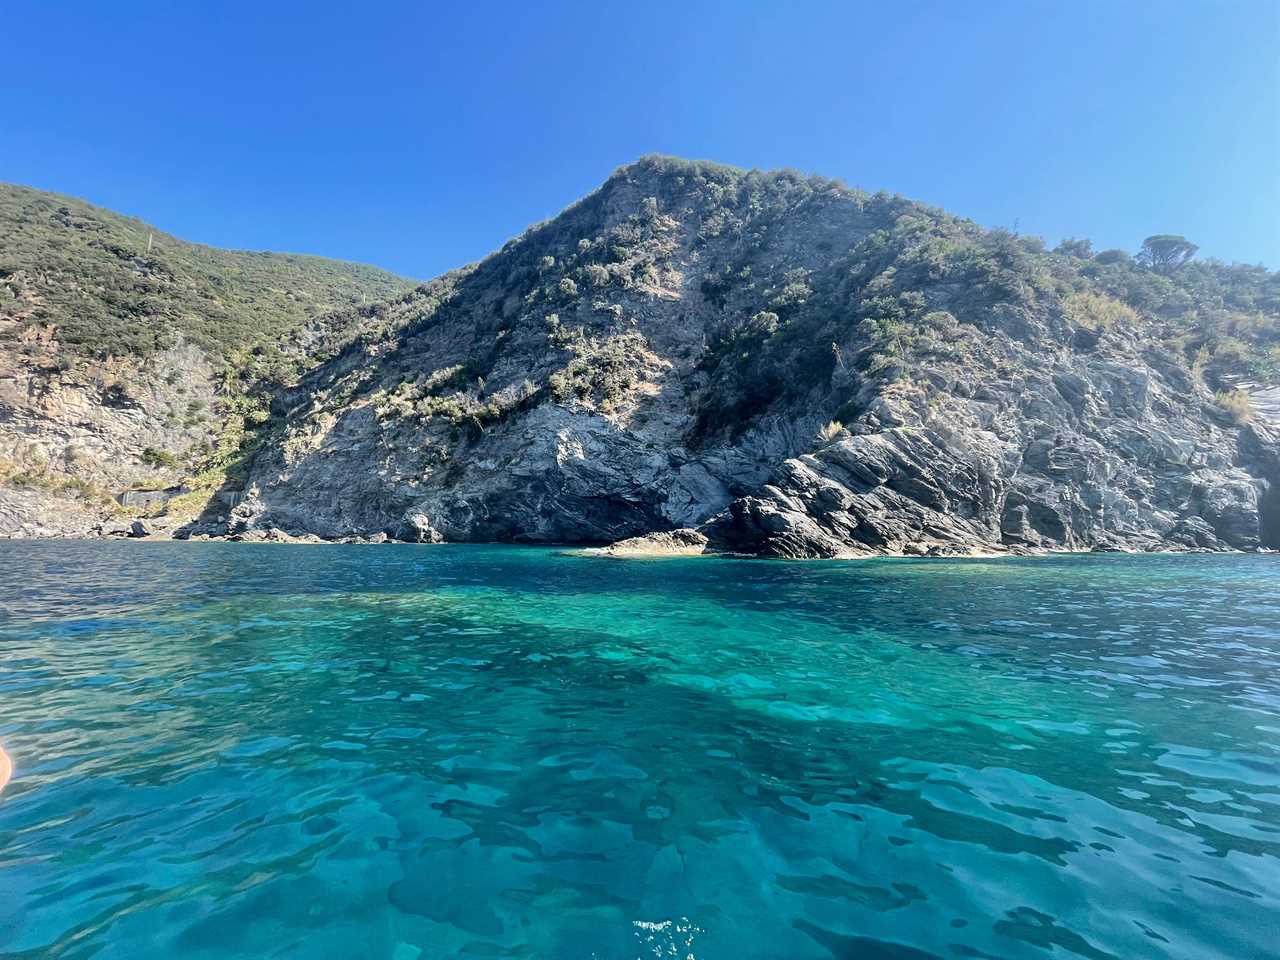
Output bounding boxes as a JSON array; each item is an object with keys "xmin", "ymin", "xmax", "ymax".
[{"xmin": 0, "ymin": 543, "xmax": 1277, "ymax": 959}]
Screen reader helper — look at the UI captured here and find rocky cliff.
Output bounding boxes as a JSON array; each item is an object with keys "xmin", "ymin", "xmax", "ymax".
[
  {"xmin": 219, "ymin": 157, "xmax": 1279, "ymax": 555},
  {"xmin": 4, "ymin": 159, "xmax": 1278, "ymax": 555},
  {"xmin": 0, "ymin": 182, "xmax": 414, "ymax": 536}
]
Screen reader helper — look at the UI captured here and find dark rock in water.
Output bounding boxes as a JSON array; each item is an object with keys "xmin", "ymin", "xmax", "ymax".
[
  {"xmin": 88, "ymin": 520, "xmax": 133, "ymax": 538},
  {"xmin": 129, "ymin": 520, "xmax": 150, "ymax": 538},
  {"xmin": 701, "ymin": 427, "xmax": 1007, "ymax": 558},
  {"xmin": 228, "ymin": 527, "xmax": 315, "ymax": 543},
  {"xmin": 697, "ymin": 406, "xmax": 1274, "ymax": 558}
]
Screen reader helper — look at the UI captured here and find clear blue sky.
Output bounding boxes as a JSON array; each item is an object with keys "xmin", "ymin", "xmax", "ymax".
[{"xmin": 3, "ymin": 1, "xmax": 1277, "ymax": 278}]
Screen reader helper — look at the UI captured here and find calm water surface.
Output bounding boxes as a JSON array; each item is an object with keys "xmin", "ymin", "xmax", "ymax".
[{"xmin": 0, "ymin": 543, "xmax": 1278, "ymax": 959}]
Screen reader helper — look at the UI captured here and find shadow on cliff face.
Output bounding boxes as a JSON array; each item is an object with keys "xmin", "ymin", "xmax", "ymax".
[
  {"xmin": 218, "ymin": 328, "xmax": 816, "ymax": 544},
  {"xmin": 1238, "ymin": 423, "xmax": 1280, "ymax": 550},
  {"xmin": 170, "ymin": 481, "xmax": 244, "ymax": 540},
  {"xmin": 169, "ymin": 424, "xmax": 273, "ymax": 540},
  {"xmin": 1259, "ymin": 478, "xmax": 1280, "ymax": 549}
]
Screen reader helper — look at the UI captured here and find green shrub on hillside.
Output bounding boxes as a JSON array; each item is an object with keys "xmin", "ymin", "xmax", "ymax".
[
  {"xmin": 1062, "ymin": 291, "xmax": 1140, "ymax": 331},
  {"xmin": 1214, "ymin": 388, "xmax": 1254, "ymax": 425},
  {"xmin": 140, "ymin": 447, "xmax": 181, "ymax": 469}
]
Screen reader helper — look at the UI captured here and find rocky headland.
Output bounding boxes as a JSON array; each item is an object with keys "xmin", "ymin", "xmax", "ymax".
[{"xmin": 3, "ymin": 158, "xmax": 1277, "ymax": 557}]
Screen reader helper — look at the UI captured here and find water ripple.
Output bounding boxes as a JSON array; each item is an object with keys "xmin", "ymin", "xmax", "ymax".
[{"xmin": 0, "ymin": 543, "xmax": 1278, "ymax": 958}]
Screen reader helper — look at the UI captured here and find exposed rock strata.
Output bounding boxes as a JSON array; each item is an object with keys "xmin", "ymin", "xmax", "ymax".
[{"xmin": 218, "ymin": 160, "xmax": 1277, "ymax": 557}]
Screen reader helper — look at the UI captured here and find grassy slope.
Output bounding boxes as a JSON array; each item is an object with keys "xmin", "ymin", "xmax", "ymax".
[{"xmin": 0, "ymin": 182, "xmax": 415, "ymax": 360}]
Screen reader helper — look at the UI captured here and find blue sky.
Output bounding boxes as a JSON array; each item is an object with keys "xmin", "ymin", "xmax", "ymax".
[{"xmin": 3, "ymin": 1, "xmax": 1277, "ymax": 278}]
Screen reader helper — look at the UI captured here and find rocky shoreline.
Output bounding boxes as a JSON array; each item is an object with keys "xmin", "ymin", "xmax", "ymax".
[
  {"xmin": 8, "ymin": 518, "xmax": 1274, "ymax": 563},
  {"xmin": 4, "ymin": 159, "xmax": 1277, "ymax": 556}
]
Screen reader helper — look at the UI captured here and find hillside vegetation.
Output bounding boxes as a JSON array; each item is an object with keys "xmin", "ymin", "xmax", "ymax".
[
  {"xmin": 0, "ymin": 182, "xmax": 414, "ymax": 360},
  {"xmin": 0, "ymin": 183, "xmax": 417, "ymax": 536},
  {"xmin": 262, "ymin": 156, "xmax": 1279, "ymax": 443}
]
